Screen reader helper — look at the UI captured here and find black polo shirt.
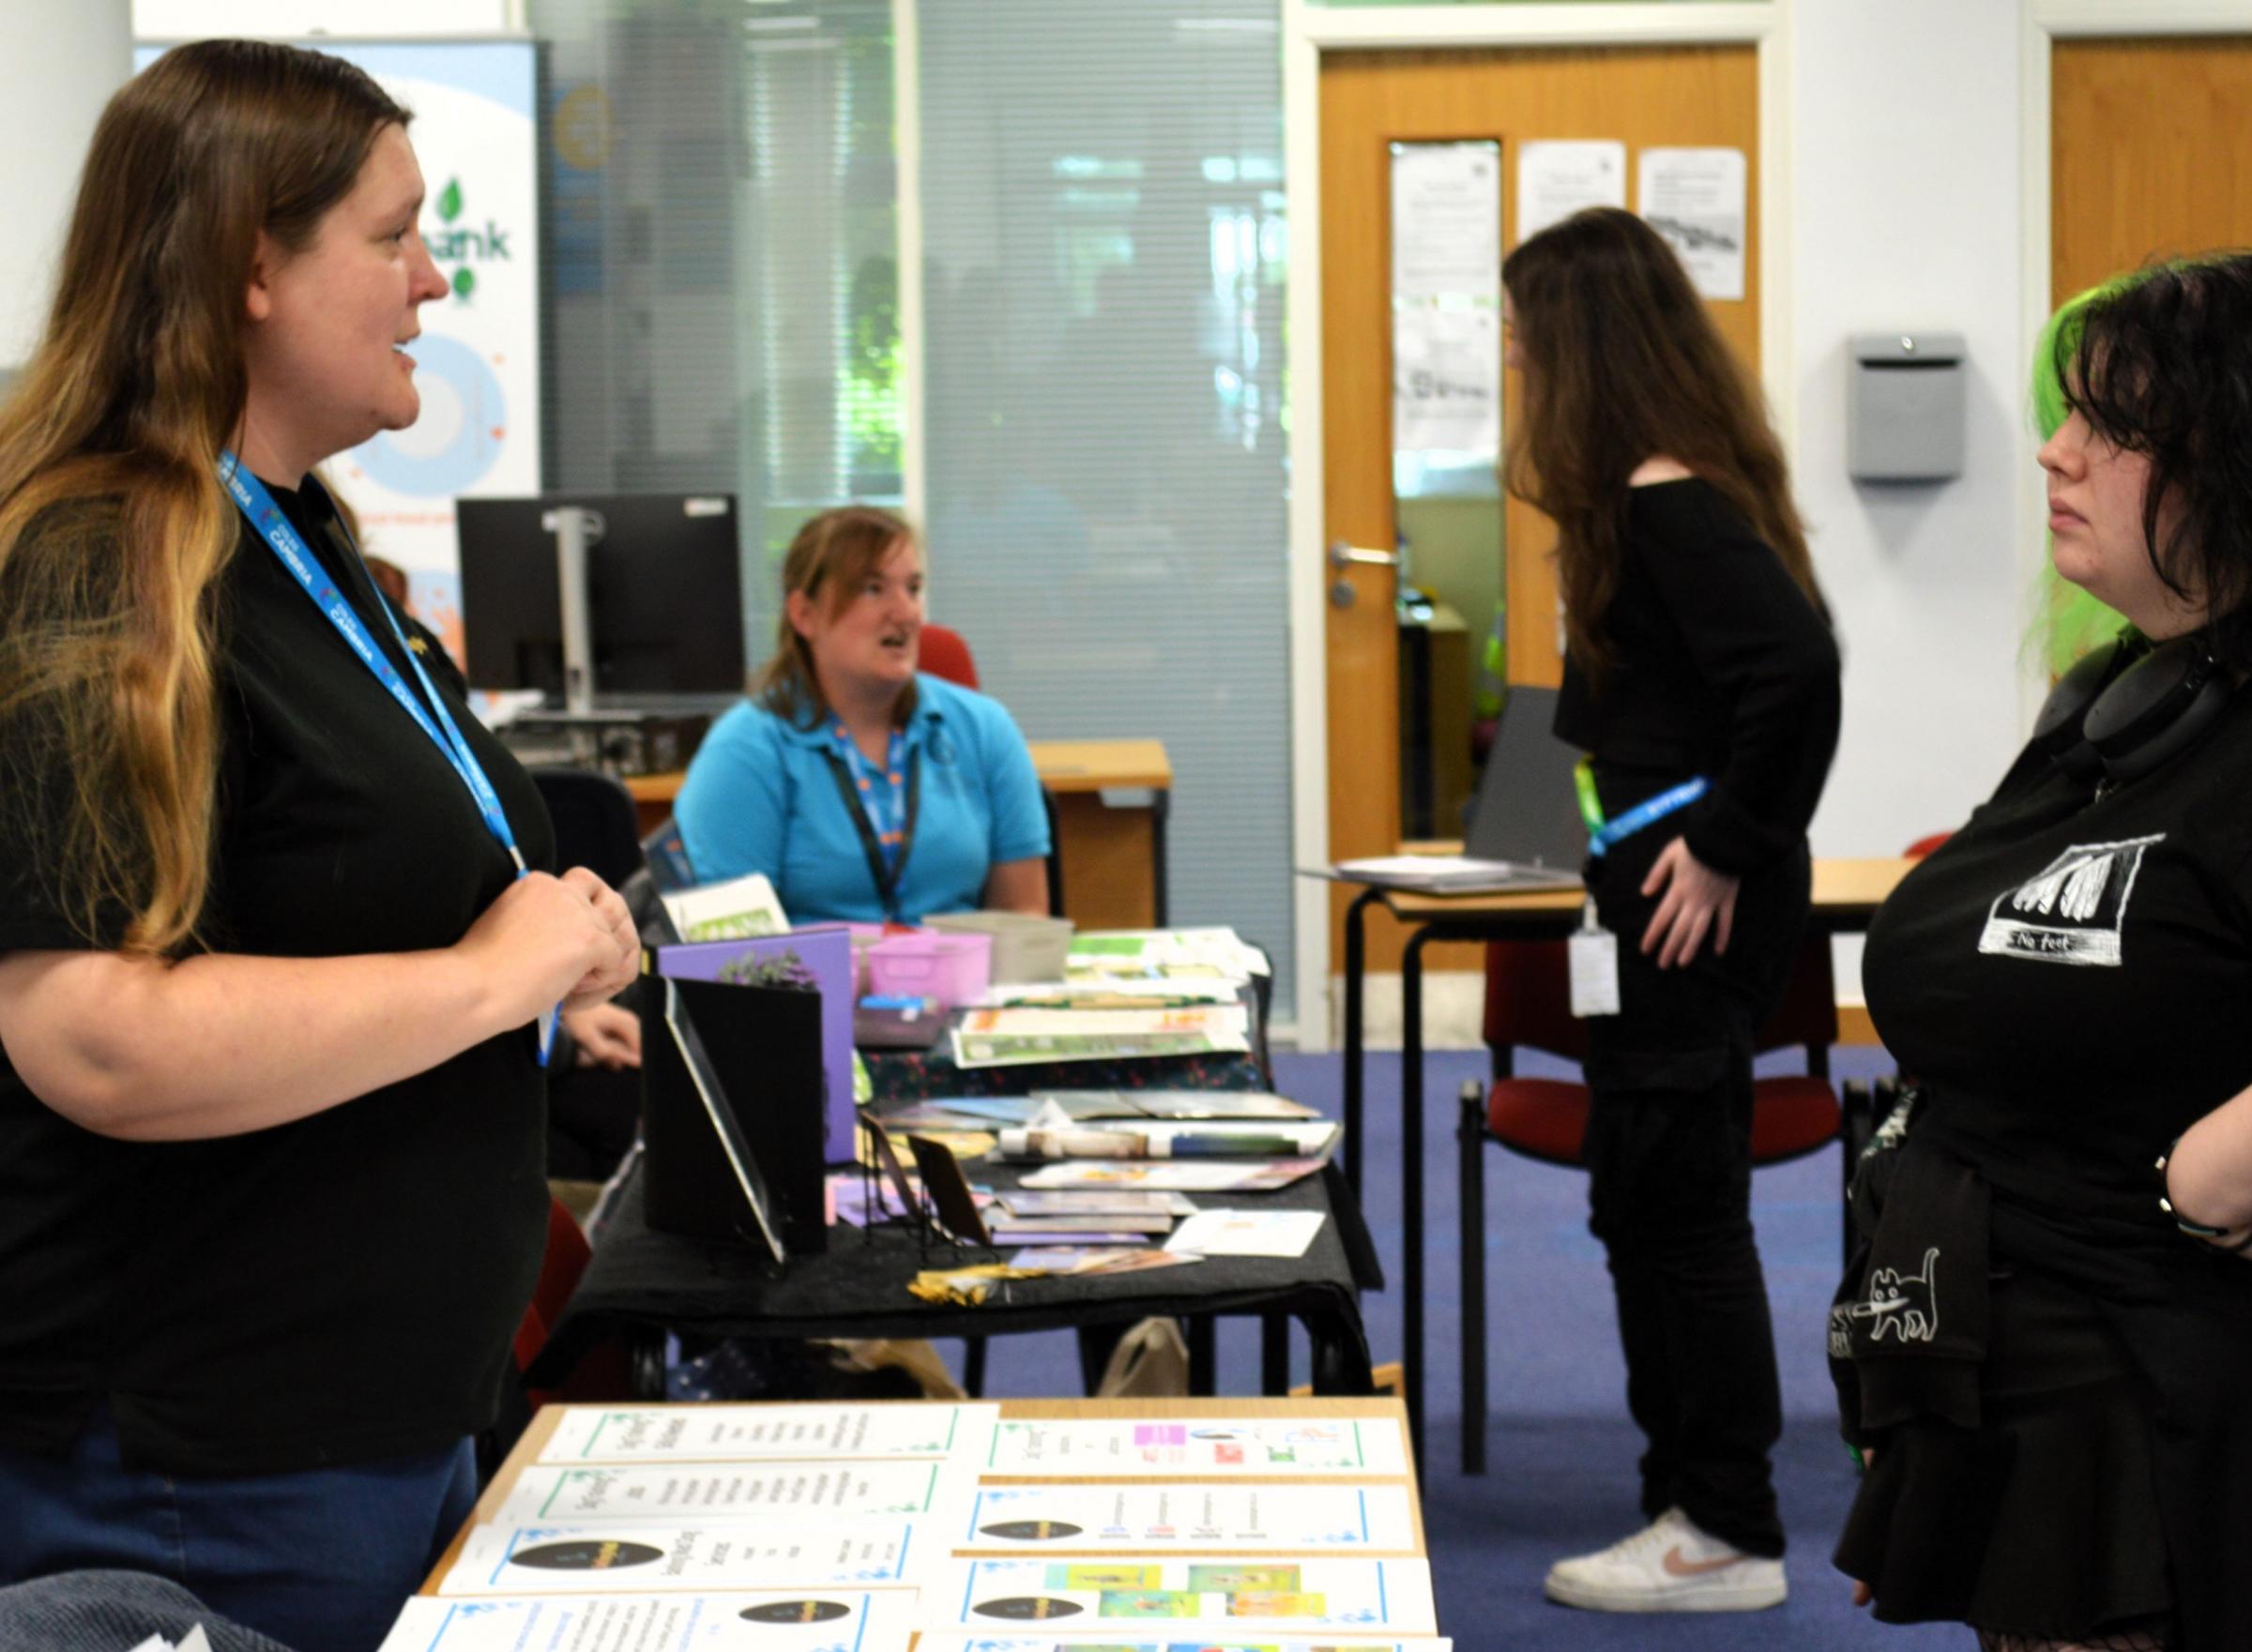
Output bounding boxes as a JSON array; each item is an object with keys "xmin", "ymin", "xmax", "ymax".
[{"xmin": 0, "ymin": 476, "xmax": 554, "ymax": 1475}]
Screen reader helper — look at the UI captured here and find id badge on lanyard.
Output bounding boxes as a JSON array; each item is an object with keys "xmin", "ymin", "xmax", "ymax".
[{"xmin": 219, "ymin": 456, "xmax": 557, "ymax": 1062}]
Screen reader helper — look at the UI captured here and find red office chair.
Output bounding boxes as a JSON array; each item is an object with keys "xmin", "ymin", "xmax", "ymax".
[
  {"xmin": 1454, "ymin": 932, "xmax": 1843, "ymax": 1474},
  {"xmin": 511, "ymin": 1194, "xmax": 632, "ymax": 1414},
  {"xmin": 919, "ymin": 623, "xmax": 980, "ymax": 690},
  {"xmin": 914, "ymin": 622, "xmax": 1067, "ymax": 920}
]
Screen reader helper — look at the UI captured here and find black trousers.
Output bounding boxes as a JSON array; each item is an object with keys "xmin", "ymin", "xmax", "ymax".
[{"xmin": 1581, "ymin": 835, "xmax": 1810, "ymax": 1559}]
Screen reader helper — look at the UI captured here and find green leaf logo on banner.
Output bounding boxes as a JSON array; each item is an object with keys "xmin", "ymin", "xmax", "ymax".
[
  {"xmin": 438, "ymin": 177, "xmax": 464, "ymax": 224},
  {"xmin": 451, "ymin": 266, "xmax": 477, "ymax": 301}
]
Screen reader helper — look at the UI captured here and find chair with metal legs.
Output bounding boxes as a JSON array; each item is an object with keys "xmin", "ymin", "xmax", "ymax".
[{"xmin": 1455, "ymin": 932, "xmax": 1845, "ymax": 1474}]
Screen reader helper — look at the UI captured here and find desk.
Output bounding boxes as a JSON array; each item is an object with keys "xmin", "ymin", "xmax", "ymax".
[
  {"xmin": 624, "ymin": 737, "xmax": 1172, "ymax": 930},
  {"xmin": 1338, "ymin": 856, "xmax": 1915, "ymax": 1468},
  {"xmin": 528, "ymin": 1153, "xmax": 1383, "ymax": 1404}
]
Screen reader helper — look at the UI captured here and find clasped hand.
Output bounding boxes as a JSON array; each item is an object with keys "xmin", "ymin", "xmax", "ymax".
[
  {"xmin": 460, "ymin": 866, "xmax": 640, "ymax": 1029},
  {"xmin": 1638, "ymin": 836, "xmax": 1739, "ymax": 970}
]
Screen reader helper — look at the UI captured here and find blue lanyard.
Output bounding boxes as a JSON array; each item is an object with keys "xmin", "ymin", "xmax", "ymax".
[
  {"xmin": 220, "ymin": 456, "xmax": 555, "ymax": 1060},
  {"xmin": 220, "ymin": 459, "xmax": 524, "ymax": 868},
  {"xmin": 1586, "ymin": 775, "xmax": 1711, "ymax": 858},
  {"xmin": 829, "ymin": 722, "xmax": 910, "ymax": 870}
]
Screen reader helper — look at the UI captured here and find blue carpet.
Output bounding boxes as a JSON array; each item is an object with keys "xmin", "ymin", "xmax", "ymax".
[{"xmin": 969, "ymin": 1043, "xmax": 1962, "ymax": 1650}]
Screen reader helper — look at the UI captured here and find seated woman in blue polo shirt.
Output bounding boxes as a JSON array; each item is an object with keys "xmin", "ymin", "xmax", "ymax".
[{"xmin": 676, "ymin": 505, "xmax": 1050, "ymax": 921}]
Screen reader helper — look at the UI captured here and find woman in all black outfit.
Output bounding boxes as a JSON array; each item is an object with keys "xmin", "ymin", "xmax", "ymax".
[
  {"xmin": 0, "ymin": 42, "xmax": 639, "ymax": 1652},
  {"xmin": 1499, "ymin": 208, "xmax": 1841, "ymax": 1614},
  {"xmin": 1834, "ymin": 259, "xmax": 2252, "ymax": 1652}
]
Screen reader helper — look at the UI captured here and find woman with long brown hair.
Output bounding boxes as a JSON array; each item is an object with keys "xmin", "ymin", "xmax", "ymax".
[
  {"xmin": 0, "ymin": 41, "xmax": 636, "ymax": 1650},
  {"xmin": 1499, "ymin": 206, "xmax": 1840, "ymax": 1613}
]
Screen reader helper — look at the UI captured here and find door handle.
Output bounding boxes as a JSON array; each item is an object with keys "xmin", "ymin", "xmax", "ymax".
[{"xmin": 1329, "ymin": 540, "xmax": 1400, "ymax": 609}]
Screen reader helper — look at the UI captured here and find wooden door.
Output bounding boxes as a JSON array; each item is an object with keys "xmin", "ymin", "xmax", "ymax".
[
  {"xmin": 1320, "ymin": 46, "xmax": 1761, "ymax": 971},
  {"xmin": 2052, "ymin": 36, "xmax": 2252, "ymax": 308}
]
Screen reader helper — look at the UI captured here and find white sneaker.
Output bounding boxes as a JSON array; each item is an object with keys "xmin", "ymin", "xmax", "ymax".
[{"xmin": 1543, "ymin": 1507, "xmax": 1788, "ymax": 1613}]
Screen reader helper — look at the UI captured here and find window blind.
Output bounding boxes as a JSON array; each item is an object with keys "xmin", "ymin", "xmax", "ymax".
[{"xmin": 918, "ymin": 3, "xmax": 1295, "ymax": 1015}]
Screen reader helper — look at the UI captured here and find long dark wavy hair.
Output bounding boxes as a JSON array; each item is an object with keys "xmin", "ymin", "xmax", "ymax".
[
  {"xmin": 2055, "ymin": 251, "xmax": 2252, "ymax": 672},
  {"xmin": 1501, "ymin": 207, "xmax": 1820, "ymax": 684},
  {"xmin": 0, "ymin": 40, "xmax": 409, "ymax": 954}
]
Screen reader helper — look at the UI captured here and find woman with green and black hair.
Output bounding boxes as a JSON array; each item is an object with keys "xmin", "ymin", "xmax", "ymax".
[{"xmin": 1834, "ymin": 256, "xmax": 2252, "ymax": 1652}]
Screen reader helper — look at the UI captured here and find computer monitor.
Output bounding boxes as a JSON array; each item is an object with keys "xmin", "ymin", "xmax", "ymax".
[{"xmin": 453, "ymin": 493, "xmax": 746, "ymax": 702}]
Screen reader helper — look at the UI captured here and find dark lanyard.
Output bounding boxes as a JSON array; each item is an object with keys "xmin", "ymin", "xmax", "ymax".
[
  {"xmin": 821, "ymin": 741, "xmax": 921, "ymax": 921},
  {"xmin": 219, "ymin": 455, "xmax": 554, "ymax": 1060}
]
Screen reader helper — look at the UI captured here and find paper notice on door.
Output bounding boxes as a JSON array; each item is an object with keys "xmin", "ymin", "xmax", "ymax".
[
  {"xmin": 1637, "ymin": 145, "xmax": 1747, "ymax": 299},
  {"xmin": 1515, "ymin": 140, "xmax": 1626, "ymax": 244},
  {"xmin": 1393, "ymin": 307, "xmax": 1501, "ymax": 459}
]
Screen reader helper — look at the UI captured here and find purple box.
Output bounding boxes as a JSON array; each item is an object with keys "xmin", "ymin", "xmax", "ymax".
[{"xmin": 651, "ymin": 926, "xmax": 856, "ymax": 1162}]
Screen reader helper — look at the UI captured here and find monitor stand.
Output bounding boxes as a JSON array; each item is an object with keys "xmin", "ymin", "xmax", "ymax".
[{"xmin": 540, "ymin": 504, "xmax": 605, "ymax": 715}]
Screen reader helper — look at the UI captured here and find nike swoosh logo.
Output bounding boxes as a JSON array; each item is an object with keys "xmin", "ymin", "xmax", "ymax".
[{"xmin": 1663, "ymin": 1546, "xmax": 1746, "ymax": 1578}]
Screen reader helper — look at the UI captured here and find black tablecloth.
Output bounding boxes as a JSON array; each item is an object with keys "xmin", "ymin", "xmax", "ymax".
[{"xmin": 529, "ymin": 1156, "xmax": 1380, "ymax": 1395}]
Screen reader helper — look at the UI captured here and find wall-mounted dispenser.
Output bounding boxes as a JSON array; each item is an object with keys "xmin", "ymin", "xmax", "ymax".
[{"xmin": 1849, "ymin": 332, "xmax": 1966, "ymax": 482}]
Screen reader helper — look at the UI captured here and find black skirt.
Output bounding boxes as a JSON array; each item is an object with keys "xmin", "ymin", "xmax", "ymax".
[{"xmin": 1834, "ymin": 1263, "xmax": 2171, "ymax": 1642}]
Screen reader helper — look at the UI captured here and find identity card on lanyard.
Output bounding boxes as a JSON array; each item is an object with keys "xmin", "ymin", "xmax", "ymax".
[{"xmin": 219, "ymin": 456, "xmax": 557, "ymax": 1064}]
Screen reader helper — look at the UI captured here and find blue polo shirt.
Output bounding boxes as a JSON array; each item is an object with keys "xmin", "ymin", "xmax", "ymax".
[{"xmin": 674, "ymin": 674, "xmax": 1050, "ymax": 922}]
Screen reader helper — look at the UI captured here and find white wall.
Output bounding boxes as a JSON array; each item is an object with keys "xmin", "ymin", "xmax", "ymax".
[
  {"xmin": 0, "ymin": 6, "xmax": 133, "ymax": 369},
  {"xmin": 1792, "ymin": 2, "xmax": 2036, "ymax": 861}
]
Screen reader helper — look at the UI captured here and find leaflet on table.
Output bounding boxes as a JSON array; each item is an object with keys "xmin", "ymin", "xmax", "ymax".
[
  {"xmin": 952, "ymin": 1009, "xmax": 1251, "ymax": 1071},
  {"xmin": 540, "ymin": 1403, "xmax": 998, "ymax": 1465},
  {"xmin": 1322, "ymin": 854, "xmax": 1579, "ymax": 894},
  {"xmin": 923, "ymin": 1558, "xmax": 1437, "ymax": 1636},
  {"xmin": 875, "ymin": 1091, "xmax": 1314, "ymax": 1128},
  {"xmin": 1016, "ymin": 1158, "xmax": 1326, "ymax": 1193},
  {"xmin": 493, "ymin": 1460, "xmax": 963, "ymax": 1525},
  {"xmin": 984, "ymin": 1212, "xmax": 1173, "ymax": 1236},
  {"xmin": 995, "ymin": 1119, "xmax": 1337, "ymax": 1162},
  {"xmin": 978, "ymin": 978, "xmax": 1244, "ymax": 1009},
  {"xmin": 913, "ymin": 1639, "xmax": 1452, "ymax": 1652},
  {"xmin": 1005, "ymin": 1246, "xmax": 1202, "ymax": 1277},
  {"xmin": 377, "ymin": 1589, "xmax": 920, "ymax": 1652},
  {"xmin": 437, "ymin": 1520, "xmax": 926, "ymax": 1595},
  {"xmin": 1065, "ymin": 928, "xmax": 1270, "ymax": 984},
  {"xmin": 981, "ymin": 1416, "xmax": 1410, "ymax": 1478},
  {"xmin": 658, "ymin": 873, "xmax": 790, "ymax": 942},
  {"xmin": 959, "ymin": 1483, "xmax": 1420, "ymax": 1553},
  {"xmin": 995, "ymin": 1190, "xmax": 1201, "ymax": 1219},
  {"xmin": 1165, "ymin": 1209, "xmax": 1328, "ymax": 1260}
]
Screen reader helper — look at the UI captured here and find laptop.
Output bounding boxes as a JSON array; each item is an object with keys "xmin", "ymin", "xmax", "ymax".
[
  {"xmin": 1460, "ymin": 685, "xmax": 1588, "ymax": 882},
  {"xmin": 1330, "ymin": 686, "xmax": 1586, "ymax": 893}
]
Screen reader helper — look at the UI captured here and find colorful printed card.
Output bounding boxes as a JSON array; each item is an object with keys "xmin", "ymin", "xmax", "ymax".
[
  {"xmin": 922, "ymin": 1559, "xmax": 1437, "ymax": 1636},
  {"xmin": 378, "ymin": 1590, "xmax": 919, "ymax": 1651},
  {"xmin": 438, "ymin": 1522, "xmax": 924, "ymax": 1595},
  {"xmin": 494, "ymin": 1461, "xmax": 958, "ymax": 1524},
  {"xmin": 540, "ymin": 1404, "xmax": 996, "ymax": 1464},
  {"xmin": 958, "ymin": 1484, "xmax": 1419, "ymax": 1553},
  {"xmin": 981, "ymin": 1417, "xmax": 1409, "ymax": 1478}
]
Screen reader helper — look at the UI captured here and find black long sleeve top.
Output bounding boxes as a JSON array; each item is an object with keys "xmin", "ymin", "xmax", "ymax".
[{"xmin": 1552, "ymin": 477, "xmax": 1841, "ymax": 875}]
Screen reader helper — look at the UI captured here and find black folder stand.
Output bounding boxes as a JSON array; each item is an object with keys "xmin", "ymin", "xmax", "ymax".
[{"xmin": 642, "ymin": 976, "xmax": 829, "ymax": 1258}]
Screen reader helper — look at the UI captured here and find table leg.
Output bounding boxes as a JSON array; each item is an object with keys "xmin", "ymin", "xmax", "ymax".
[
  {"xmin": 1402, "ymin": 924, "xmax": 1433, "ymax": 1474},
  {"xmin": 1187, "ymin": 1315, "xmax": 1217, "ymax": 1395},
  {"xmin": 1261, "ymin": 1312, "xmax": 1291, "ymax": 1395},
  {"xmin": 1342, "ymin": 887, "xmax": 1378, "ymax": 1204},
  {"xmin": 1150, "ymin": 789, "xmax": 1170, "ymax": 929}
]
